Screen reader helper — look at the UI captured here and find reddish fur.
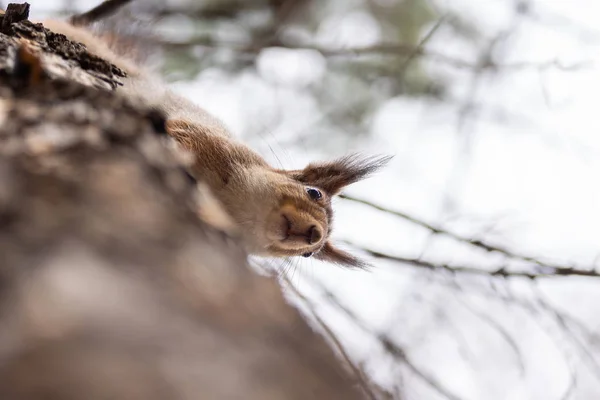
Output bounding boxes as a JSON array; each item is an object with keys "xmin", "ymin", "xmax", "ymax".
[{"xmin": 42, "ymin": 18, "xmax": 392, "ymax": 268}]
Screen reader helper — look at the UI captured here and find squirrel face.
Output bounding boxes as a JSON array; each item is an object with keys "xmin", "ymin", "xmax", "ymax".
[
  {"xmin": 261, "ymin": 179, "xmax": 331, "ymax": 259},
  {"xmin": 216, "ymin": 155, "xmax": 392, "ymax": 268}
]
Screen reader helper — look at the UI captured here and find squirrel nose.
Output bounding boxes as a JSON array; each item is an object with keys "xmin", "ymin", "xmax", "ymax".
[{"xmin": 308, "ymin": 225, "xmax": 322, "ymax": 244}]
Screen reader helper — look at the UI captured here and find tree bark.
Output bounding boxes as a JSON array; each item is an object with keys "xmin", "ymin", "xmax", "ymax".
[{"xmin": 0, "ymin": 4, "xmax": 363, "ymax": 399}]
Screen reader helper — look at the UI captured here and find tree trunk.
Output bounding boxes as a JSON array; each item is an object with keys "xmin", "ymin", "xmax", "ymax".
[{"xmin": 0, "ymin": 3, "xmax": 363, "ymax": 399}]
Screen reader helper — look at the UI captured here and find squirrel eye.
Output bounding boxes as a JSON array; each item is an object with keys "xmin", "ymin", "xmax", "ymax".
[
  {"xmin": 302, "ymin": 252, "xmax": 314, "ymax": 258},
  {"xmin": 306, "ymin": 187, "xmax": 322, "ymax": 201}
]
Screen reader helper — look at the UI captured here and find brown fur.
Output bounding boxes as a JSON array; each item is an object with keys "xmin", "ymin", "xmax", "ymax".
[{"xmin": 41, "ymin": 17, "xmax": 391, "ymax": 267}]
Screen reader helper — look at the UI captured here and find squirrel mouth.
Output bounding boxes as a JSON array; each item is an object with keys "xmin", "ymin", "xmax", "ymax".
[{"xmin": 281, "ymin": 215, "xmax": 292, "ymax": 241}]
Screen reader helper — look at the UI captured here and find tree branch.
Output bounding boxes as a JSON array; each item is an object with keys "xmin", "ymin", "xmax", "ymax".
[
  {"xmin": 155, "ymin": 37, "xmax": 590, "ymax": 72},
  {"xmin": 340, "ymin": 194, "xmax": 600, "ymax": 278},
  {"xmin": 343, "ymin": 241, "xmax": 600, "ymax": 279},
  {"xmin": 281, "ymin": 274, "xmax": 381, "ymax": 400},
  {"xmin": 69, "ymin": 0, "xmax": 133, "ymax": 26},
  {"xmin": 301, "ymin": 273, "xmax": 466, "ymax": 400}
]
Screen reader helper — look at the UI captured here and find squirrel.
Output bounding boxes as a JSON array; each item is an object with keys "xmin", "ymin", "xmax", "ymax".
[{"xmin": 38, "ymin": 7, "xmax": 391, "ymax": 268}]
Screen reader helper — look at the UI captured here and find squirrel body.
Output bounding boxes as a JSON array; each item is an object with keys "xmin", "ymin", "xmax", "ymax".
[{"xmin": 40, "ymin": 17, "xmax": 389, "ymax": 267}]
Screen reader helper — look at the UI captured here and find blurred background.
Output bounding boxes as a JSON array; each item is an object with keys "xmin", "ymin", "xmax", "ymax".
[{"xmin": 32, "ymin": 0, "xmax": 600, "ymax": 398}]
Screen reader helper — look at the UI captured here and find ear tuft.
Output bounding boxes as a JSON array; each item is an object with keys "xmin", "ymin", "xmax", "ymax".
[
  {"xmin": 314, "ymin": 241, "xmax": 371, "ymax": 269},
  {"xmin": 292, "ymin": 154, "xmax": 392, "ymax": 195}
]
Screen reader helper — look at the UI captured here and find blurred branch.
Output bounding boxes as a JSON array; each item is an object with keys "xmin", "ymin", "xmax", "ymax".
[
  {"xmin": 340, "ymin": 194, "xmax": 600, "ymax": 279},
  {"xmin": 522, "ymin": 2, "xmax": 600, "ymax": 43},
  {"xmin": 377, "ymin": 336, "xmax": 464, "ymax": 400},
  {"xmin": 157, "ymin": 37, "xmax": 591, "ymax": 72},
  {"xmin": 281, "ymin": 274, "xmax": 382, "ymax": 400},
  {"xmin": 449, "ymin": 278, "xmax": 584, "ymax": 398},
  {"xmin": 532, "ymin": 286, "xmax": 600, "ymax": 379},
  {"xmin": 69, "ymin": 0, "xmax": 133, "ymax": 25},
  {"xmin": 153, "ymin": 3, "xmax": 257, "ymax": 19},
  {"xmin": 559, "ymin": 373, "xmax": 577, "ymax": 400},
  {"xmin": 157, "ymin": 38, "xmax": 473, "ymax": 68},
  {"xmin": 444, "ymin": 275, "xmax": 600, "ymax": 348},
  {"xmin": 452, "ymin": 295, "xmax": 525, "ymax": 375},
  {"xmin": 300, "ymin": 273, "xmax": 465, "ymax": 400},
  {"xmin": 255, "ymin": 0, "xmax": 310, "ymax": 47},
  {"xmin": 152, "ymin": 0, "xmax": 309, "ymax": 21},
  {"xmin": 441, "ymin": 277, "xmax": 593, "ymax": 390},
  {"xmin": 399, "ymin": 15, "xmax": 449, "ymax": 76}
]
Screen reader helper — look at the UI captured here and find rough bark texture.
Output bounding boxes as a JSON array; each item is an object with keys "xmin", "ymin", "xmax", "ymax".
[{"xmin": 0, "ymin": 4, "xmax": 362, "ymax": 399}]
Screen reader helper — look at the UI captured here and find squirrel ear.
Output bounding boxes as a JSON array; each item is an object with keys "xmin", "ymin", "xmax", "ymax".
[
  {"xmin": 314, "ymin": 241, "xmax": 370, "ymax": 269},
  {"xmin": 290, "ymin": 154, "xmax": 392, "ymax": 195}
]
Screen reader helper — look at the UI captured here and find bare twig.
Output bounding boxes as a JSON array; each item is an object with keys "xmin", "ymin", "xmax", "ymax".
[
  {"xmin": 340, "ymin": 194, "xmax": 599, "ymax": 278},
  {"xmin": 453, "ymin": 295, "xmax": 525, "ymax": 375},
  {"xmin": 346, "ymin": 240, "xmax": 600, "ymax": 279},
  {"xmin": 532, "ymin": 286, "xmax": 600, "ymax": 380},
  {"xmin": 152, "ymin": 1, "xmax": 263, "ymax": 20},
  {"xmin": 301, "ymin": 273, "xmax": 465, "ymax": 400},
  {"xmin": 155, "ymin": 36, "xmax": 590, "ymax": 73},
  {"xmin": 157, "ymin": 38, "xmax": 475, "ymax": 68},
  {"xmin": 378, "ymin": 335, "xmax": 464, "ymax": 400},
  {"xmin": 398, "ymin": 15, "xmax": 449, "ymax": 76},
  {"xmin": 281, "ymin": 274, "xmax": 381, "ymax": 400}
]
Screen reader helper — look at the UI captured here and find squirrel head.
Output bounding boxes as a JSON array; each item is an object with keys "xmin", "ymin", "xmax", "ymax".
[
  {"xmin": 168, "ymin": 121, "xmax": 391, "ymax": 268},
  {"xmin": 218, "ymin": 154, "xmax": 391, "ymax": 268},
  {"xmin": 268, "ymin": 155, "xmax": 391, "ymax": 267}
]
